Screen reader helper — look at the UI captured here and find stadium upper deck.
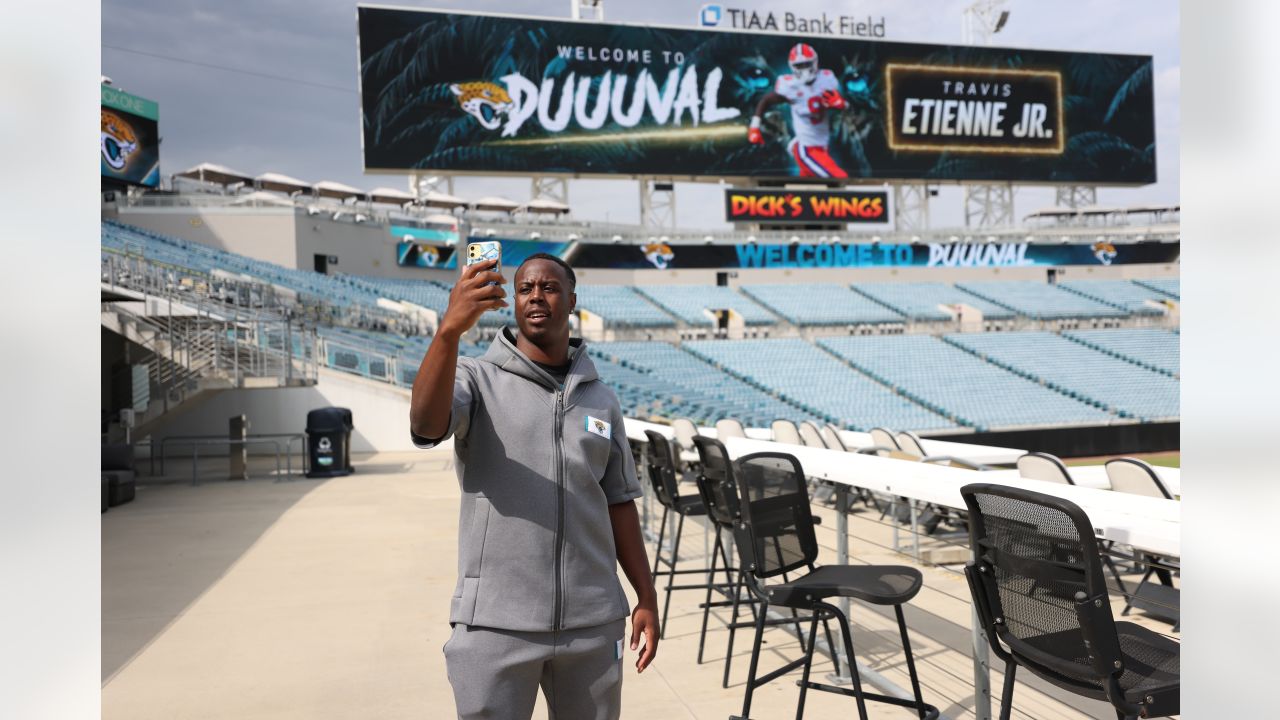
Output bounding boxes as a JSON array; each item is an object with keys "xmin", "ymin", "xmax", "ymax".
[{"xmin": 100, "ymin": 220, "xmax": 1179, "ymax": 434}]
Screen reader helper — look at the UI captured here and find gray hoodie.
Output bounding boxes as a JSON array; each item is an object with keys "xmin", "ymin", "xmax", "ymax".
[{"xmin": 413, "ymin": 329, "xmax": 643, "ymax": 632}]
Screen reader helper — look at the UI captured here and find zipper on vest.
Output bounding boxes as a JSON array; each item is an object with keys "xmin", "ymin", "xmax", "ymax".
[{"xmin": 553, "ymin": 386, "xmax": 566, "ymax": 630}]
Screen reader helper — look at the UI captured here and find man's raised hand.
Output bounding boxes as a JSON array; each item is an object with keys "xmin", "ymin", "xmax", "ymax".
[{"xmin": 438, "ymin": 258, "xmax": 507, "ymax": 339}]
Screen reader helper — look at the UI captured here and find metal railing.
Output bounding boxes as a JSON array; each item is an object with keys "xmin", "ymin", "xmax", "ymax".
[
  {"xmin": 102, "ymin": 251, "xmax": 320, "ymax": 414},
  {"xmin": 153, "ymin": 433, "xmax": 308, "ymax": 482}
]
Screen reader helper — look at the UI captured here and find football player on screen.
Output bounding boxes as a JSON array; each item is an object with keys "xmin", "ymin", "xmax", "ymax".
[{"xmin": 747, "ymin": 43, "xmax": 849, "ymax": 179}]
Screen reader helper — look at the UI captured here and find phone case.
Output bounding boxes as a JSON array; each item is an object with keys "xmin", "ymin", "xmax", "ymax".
[{"xmin": 466, "ymin": 241, "xmax": 502, "ymax": 285}]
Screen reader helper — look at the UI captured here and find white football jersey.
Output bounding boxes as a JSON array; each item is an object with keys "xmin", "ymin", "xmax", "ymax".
[{"xmin": 774, "ymin": 69, "xmax": 840, "ymax": 148}]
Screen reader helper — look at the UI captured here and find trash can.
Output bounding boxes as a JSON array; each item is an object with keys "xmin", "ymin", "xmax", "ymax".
[{"xmin": 306, "ymin": 407, "xmax": 353, "ymax": 478}]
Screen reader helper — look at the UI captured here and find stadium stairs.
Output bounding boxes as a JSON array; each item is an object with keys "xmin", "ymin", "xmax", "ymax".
[{"xmin": 101, "ymin": 257, "xmax": 318, "ymax": 443}]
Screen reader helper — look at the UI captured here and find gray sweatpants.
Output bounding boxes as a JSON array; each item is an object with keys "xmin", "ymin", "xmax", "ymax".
[{"xmin": 443, "ymin": 619, "xmax": 626, "ymax": 720}]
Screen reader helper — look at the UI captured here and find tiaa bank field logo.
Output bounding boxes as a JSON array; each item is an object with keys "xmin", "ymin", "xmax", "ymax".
[{"xmin": 700, "ymin": 4, "xmax": 723, "ymax": 27}]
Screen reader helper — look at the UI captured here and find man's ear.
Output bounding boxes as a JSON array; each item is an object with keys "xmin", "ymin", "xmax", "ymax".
[{"xmin": 569, "ymin": 291, "xmax": 577, "ymax": 314}]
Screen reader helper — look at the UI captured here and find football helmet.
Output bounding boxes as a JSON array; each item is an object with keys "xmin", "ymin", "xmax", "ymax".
[{"xmin": 788, "ymin": 43, "xmax": 819, "ymax": 84}]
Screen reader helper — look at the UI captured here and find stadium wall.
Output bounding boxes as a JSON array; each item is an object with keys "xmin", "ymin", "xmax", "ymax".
[
  {"xmin": 146, "ymin": 368, "xmax": 423, "ymax": 455},
  {"xmin": 950, "ymin": 421, "xmax": 1180, "ymax": 458},
  {"xmin": 574, "ymin": 263, "xmax": 1180, "ymax": 286},
  {"xmin": 113, "ymin": 206, "xmax": 299, "ymax": 269}
]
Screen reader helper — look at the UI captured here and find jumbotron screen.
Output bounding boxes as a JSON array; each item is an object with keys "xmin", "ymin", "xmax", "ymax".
[
  {"xmin": 101, "ymin": 84, "xmax": 160, "ymax": 187},
  {"xmin": 357, "ymin": 6, "xmax": 1156, "ymax": 185}
]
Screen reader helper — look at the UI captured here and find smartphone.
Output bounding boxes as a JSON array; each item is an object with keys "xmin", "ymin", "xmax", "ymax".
[{"xmin": 466, "ymin": 241, "xmax": 502, "ymax": 287}]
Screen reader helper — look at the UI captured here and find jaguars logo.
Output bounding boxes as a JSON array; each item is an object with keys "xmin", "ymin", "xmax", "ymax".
[
  {"xmin": 1092, "ymin": 240, "xmax": 1118, "ymax": 266},
  {"xmin": 642, "ymin": 242, "xmax": 675, "ymax": 270},
  {"xmin": 592, "ymin": 419, "xmax": 606, "ymax": 433},
  {"xmin": 419, "ymin": 245, "xmax": 440, "ymax": 268},
  {"xmin": 450, "ymin": 82, "xmax": 514, "ymax": 131},
  {"xmin": 101, "ymin": 110, "xmax": 138, "ymax": 171}
]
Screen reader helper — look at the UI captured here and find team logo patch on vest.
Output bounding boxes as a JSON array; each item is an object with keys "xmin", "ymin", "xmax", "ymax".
[{"xmin": 585, "ymin": 416, "xmax": 612, "ymax": 439}]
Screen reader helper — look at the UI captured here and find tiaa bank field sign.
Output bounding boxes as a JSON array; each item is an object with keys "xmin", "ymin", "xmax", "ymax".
[{"xmin": 699, "ymin": 4, "xmax": 886, "ymax": 37}]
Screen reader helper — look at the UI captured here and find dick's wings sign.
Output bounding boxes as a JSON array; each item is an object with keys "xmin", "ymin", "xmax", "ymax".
[
  {"xmin": 725, "ymin": 188, "xmax": 888, "ymax": 224},
  {"xmin": 357, "ymin": 6, "xmax": 1156, "ymax": 184}
]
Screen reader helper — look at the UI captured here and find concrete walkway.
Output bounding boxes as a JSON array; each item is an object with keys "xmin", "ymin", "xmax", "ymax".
[{"xmin": 103, "ymin": 451, "xmax": 1173, "ymax": 719}]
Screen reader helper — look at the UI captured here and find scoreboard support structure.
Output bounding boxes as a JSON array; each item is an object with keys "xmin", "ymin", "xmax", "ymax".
[
  {"xmin": 639, "ymin": 178, "xmax": 677, "ymax": 231},
  {"xmin": 894, "ymin": 183, "xmax": 932, "ymax": 232},
  {"xmin": 963, "ymin": 183, "xmax": 1015, "ymax": 229},
  {"xmin": 1055, "ymin": 185, "xmax": 1098, "ymax": 209}
]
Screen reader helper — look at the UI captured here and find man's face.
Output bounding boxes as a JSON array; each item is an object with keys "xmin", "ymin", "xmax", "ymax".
[{"xmin": 514, "ymin": 259, "xmax": 576, "ymax": 346}]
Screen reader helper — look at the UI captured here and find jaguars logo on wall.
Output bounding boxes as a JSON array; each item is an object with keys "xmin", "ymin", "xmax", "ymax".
[
  {"xmin": 1092, "ymin": 240, "xmax": 1118, "ymax": 265},
  {"xmin": 642, "ymin": 242, "xmax": 675, "ymax": 269},
  {"xmin": 419, "ymin": 245, "xmax": 440, "ymax": 268},
  {"xmin": 450, "ymin": 82, "xmax": 514, "ymax": 130},
  {"xmin": 101, "ymin": 110, "xmax": 139, "ymax": 171}
]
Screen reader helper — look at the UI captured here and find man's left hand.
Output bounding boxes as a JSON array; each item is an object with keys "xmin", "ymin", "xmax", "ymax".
[
  {"xmin": 821, "ymin": 89, "xmax": 846, "ymax": 110},
  {"xmin": 630, "ymin": 601, "xmax": 659, "ymax": 672}
]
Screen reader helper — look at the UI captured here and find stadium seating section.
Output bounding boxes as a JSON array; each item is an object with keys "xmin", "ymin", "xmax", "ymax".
[
  {"xmin": 1062, "ymin": 327, "xmax": 1180, "ymax": 376},
  {"xmin": 634, "ymin": 285, "xmax": 776, "ymax": 326},
  {"xmin": 1059, "ymin": 280, "xmax": 1170, "ymax": 315},
  {"xmin": 104, "ymin": 221, "xmax": 385, "ymax": 308},
  {"xmin": 740, "ymin": 284, "xmax": 903, "ymax": 325},
  {"xmin": 852, "ymin": 282, "xmax": 1015, "ymax": 321},
  {"xmin": 588, "ymin": 342, "xmax": 814, "ymax": 427},
  {"xmin": 944, "ymin": 332, "xmax": 1179, "ymax": 421},
  {"xmin": 102, "ymin": 221, "xmax": 1180, "ymax": 432},
  {"xmin": 955, "ymin": 281, "xmax": 1129, "ymax": 320},
  {"xmin": 683, "ymin": 338, "xmax": 959, "ymax": 432},
  {"xmin": 1134, "ymin": 277, "xmax": 1180, "ymax": 300},
  {"xmin": 575, "ymin": 285, "xmax": 676, "ymax": 328},
  {"xmin": 817, "ymin": 335, "xmax": 1115, "ymax": 431}
]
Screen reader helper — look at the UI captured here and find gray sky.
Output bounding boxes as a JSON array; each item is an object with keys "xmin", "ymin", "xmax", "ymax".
[{"xmin": 101, "ymin": 0, "xmax": 1179, "ymax": 230}]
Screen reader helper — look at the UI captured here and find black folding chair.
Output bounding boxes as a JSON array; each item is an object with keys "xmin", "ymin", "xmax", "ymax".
[
  {"xmin": 961, "ymin": 482, "xmax": 1180, "ymax": 720},
  {"xmin": 731, "ymin": 452, "xmax": 939, "ymax": 720},
  {"xmin": 691, "ymin": 436, "xmax": 754, "ymax": 684},
  {"xmin": 643, "ymin": 430, "xmax": 714, "ymax": 639},
  {"xmin": 692, "ymin": 437, "xmax": 834, "ymax": 689}
]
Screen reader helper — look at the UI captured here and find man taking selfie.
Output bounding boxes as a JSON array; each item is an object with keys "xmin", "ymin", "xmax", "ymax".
[{"xmin": 409, "ymin": 252, "xmax": 658, "ymax": 720}]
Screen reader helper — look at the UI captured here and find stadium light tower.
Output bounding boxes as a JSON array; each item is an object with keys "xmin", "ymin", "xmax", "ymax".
[
  {"xmin": 571, "ymin": 0, "xmax": 604, "ymax": 21},
  {"xmin": 962, "ymin": 0, "xmax": 1009, "ymax": 45},
  {"xmin": 961, "ymin": 0, "xmax": 1015, "ymax": 230}
]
